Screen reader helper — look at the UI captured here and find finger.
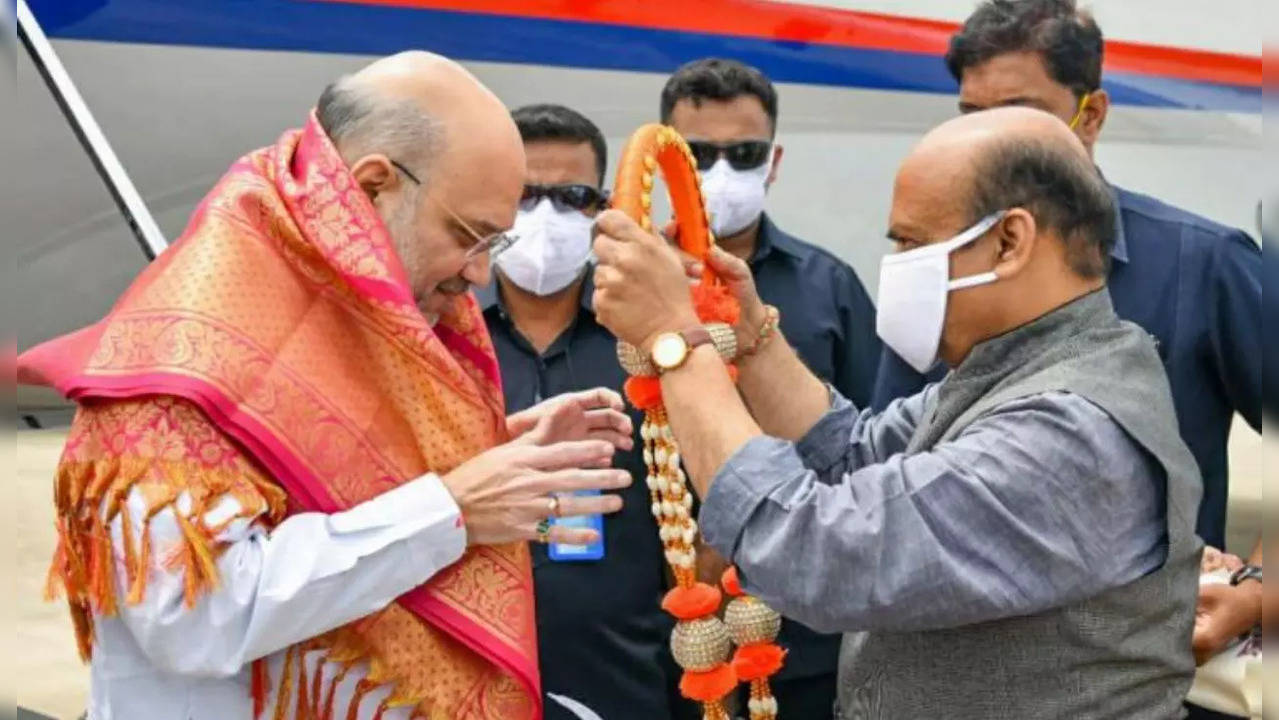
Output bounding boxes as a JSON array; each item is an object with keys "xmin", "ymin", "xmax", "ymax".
[
  {"xmin": 519, "ymin": 440, "xmax": 615, "ymax": 471},
  {"xmin": 582, "ymin": 410, "xmax": 635, "ymax": 449},
  {"xmin": 504, "ymin": 406, "xmax": 540, "ymax": 435},
  {"xmin": 592, "ymin": 264, "xmax": 623, "ymax": 290},
  {"xmin": 593, "ymin": 234, "xmax": 622, "ymax": 265},
  {"xmin": 507, "ymin": 406, "xmax": 535, "ymax": 425},
  {"xmin": 675, "ymin": 247, "xmax": 704, "ymax": 281},
  {"xmin": 588, "ymin": 429, "xmax": 635, "ymax": 451},
  {"xmin": 511, "ymin": 517, "xmax": 598, "ymax": 545},
  {"xmin": 661, "ymin": 219, "xmax": 679, "ymax": 244},
  {"xmin": 545, "ymin": 524, "xmax": 601, "ymax": 546},
  {"xmin": 598, "ymin": 209, "xmax": 668, "ymax": 252},
  {"xmin": 531, "ymin": 467, "xmax": 632, "ymax": 494},
  {"xmin": 594, "ymin": 208, "xmax": 646, "ymax": 242},
  {"xmin": 682, "ymin": 256, "xmax": 704, "ymax": 280},
  {"xmin": 572, "ymin": 387, "xmax": 626, "ymax": 413},
  {"xmin": 706, "ymin": 245, "xmax": 751, "ymax": 280},
  {"xmin": 553, "ymin": 491, "xmax": 625, "ymax": 518},
  {"xmin": 584, "ymin": 406, "xmax": 632, "ymax": 433},
  {"xmin": 592, "ymin": 287, "xmax": 609, "ymax": 327}
]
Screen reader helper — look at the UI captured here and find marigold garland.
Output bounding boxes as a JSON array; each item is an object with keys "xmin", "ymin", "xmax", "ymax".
[{"xmin": 612, "ymin": 123, "xmax": 785, "ymax": 720}]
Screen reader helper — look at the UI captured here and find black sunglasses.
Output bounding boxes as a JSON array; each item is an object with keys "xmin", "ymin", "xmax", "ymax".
[
  {"xmin": 521, "ymin": 184, "xmax": 609, "ymax": 213},
  {"xmin": 686, "ymin": 141, "xmax": 772, "ymax": 172}
]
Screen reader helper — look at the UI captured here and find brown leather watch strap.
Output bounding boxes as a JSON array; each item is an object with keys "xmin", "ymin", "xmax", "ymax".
[
  {"xmin": 678, "ymin": 325, "xmax": 713, "ymax": 350},
  {"xmin": 617, "ymin": 323, "xmax": 738, "ymax": 377}
]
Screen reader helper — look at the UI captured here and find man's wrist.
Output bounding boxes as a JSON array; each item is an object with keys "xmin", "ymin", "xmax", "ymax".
[
  {"xmin": 737, "ymin": 300, "xmax": 768, "ymax": 343},
  {"xmin": 437, "ymin": 469, "xmax": 473, "ymax": 529},
  {"xmin": 1231, "ymin": 580, "xmax": 1265, "ymax": 630},
  {"xmin": 737, "ymin": 304, "xmax": 779, "ymax": 361},
  {"xmin": 640, "ymin": 311, "xmax": 701, "ymax": 355}
]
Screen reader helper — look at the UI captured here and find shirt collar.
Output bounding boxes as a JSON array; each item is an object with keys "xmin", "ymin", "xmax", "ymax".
[
  {"xmin": 749, "ymin": 213, "xmax": 804, "ymax": 265},
  {"xmin": 1108, "ymin": 184, "xmax": 1130, "ymax": 265},
  {"xmin": 578, "ymin": 269, "xmax": 597, "ymax": 313}
]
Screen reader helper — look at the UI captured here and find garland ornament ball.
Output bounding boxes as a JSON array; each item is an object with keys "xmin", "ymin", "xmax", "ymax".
[{"xmin": 610, "ymin": 124, "xmax": 786, "ymax": 720}]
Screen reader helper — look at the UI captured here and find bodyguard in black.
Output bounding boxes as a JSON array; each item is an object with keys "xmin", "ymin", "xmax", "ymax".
[
  {"xmin": 661, "ymin": 58, "xmax": 881, "ymax": 718},
  {"xmin": 481, "ymin": 104, "xmax": 674, "ymax": 719}
]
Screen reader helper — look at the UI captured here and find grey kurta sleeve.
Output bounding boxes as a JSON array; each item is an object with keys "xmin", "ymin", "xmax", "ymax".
[
  {"xmin": 699, "ymin": 391, "xmax": 1168, "ymax": 634},
  {"xmin": 792, "ymin": 385, "xmax": 933, "ymax": 480}
]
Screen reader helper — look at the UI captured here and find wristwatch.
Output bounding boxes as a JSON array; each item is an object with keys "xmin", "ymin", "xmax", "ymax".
[
  {"xmin": 1229, "ymin": 564, "xmax": 1262, "ymax": 587},
  {"xmin": 617, "ymin": 324, "xmax": 738, "ymax": 377},
  {"xmin": 650, "ymin": 327, "xmax": 709, "ymax": 373}
]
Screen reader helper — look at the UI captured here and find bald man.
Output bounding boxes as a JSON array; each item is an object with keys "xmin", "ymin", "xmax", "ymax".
[
  {"xmin": 21, "ymin": 52, "xmax": 633, "ymax": 720},
  {"xmin": 591, "ymin": 107, "xmax": 1202, "ymax": 719}
]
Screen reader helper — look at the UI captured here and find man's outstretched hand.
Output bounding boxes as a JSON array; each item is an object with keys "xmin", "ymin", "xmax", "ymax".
[
  {"xmin": 443, "ymin": 439, "xmax": 631, "ymax": 546},
  {"xmin": 506, "ymin": 388, "xmax": 634, "ymax": 452}
]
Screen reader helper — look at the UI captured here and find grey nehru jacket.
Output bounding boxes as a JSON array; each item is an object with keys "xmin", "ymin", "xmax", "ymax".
[
  {"xmin": 698, "ymin": 289, "xmax": 1201, "ymax": 719},
  {"xmin": 699, "ymin": 386, "xmax": 1167, "ymax": 634}
]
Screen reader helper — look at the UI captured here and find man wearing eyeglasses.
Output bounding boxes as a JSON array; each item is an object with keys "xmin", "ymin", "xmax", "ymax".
[
  {"xmin": 477, "ymin": 104, "xmax": 677, "ymax": 720},
  {"xmin": 18, "ymin": 53, "xmax": 637, "ymax": 720},
  {"xmin": 659, "ymin": 58, "xmax": 881, "ymax": 720}
]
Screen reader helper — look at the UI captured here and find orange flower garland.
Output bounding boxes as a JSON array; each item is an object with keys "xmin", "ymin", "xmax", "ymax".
[
  {"xmin": 612, "ymin": 124, "xmax": 785, "ymax": 720},
  {"xmin": 723, "ymin": 567, "xmax": 785, "ymax": 720}
]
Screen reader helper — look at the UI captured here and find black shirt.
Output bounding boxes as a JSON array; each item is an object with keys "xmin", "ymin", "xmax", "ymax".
[{"xmin": 479, "ymin": 277, "xmax": 675, "ymax": 720}]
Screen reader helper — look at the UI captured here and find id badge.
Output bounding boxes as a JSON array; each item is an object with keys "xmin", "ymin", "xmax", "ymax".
[{"xmin": 548, "ymin": 489, "xmax": 605, "ymax": 561}]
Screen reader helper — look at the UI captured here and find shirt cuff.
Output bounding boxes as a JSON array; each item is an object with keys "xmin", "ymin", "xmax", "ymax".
[
  {"xmin": 328, "ymin": 473, "xmax": 467, "ymax": 571},
  {"xmin": 700, "ymin": 435, "xmax": 810, "ymax": 560},
  {"xmin": 795, "ymin": 386, "xmax": 856, "ymax": 472}
]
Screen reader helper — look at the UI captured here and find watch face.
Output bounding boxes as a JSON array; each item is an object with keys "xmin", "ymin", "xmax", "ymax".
[{"xmin": 651, "ymin": 333, "xmax": 688, "ymax": 370}]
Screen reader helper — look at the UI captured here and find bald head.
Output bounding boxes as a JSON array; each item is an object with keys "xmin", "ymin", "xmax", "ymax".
[
  {"xmin": 885, "ymin": 106, "xmax": 1115, "ymax": 368},
  {"xmin": 318, "ymin": 51, "xmax": 522, "ymax": 180},
  {"xmin": 314, "ymin": 52, "xmax": 525, "ymax": 318},
  {"xmin": 914, "ymin": 105, "xmax": 1091, "ymax": 168},
  {"xmin": 896, "ymin": 106, "xmax": 1113, "ymax": 277}
]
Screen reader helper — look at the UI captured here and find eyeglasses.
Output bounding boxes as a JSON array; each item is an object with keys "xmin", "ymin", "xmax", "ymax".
[
  {"xmin": 521, "ymin": 183, "xmax": 609, "ymax": 213},
  {"xmin": 686, "ymin": 141, "xmax": 772, "ymax": 171},
  {"xmin": 391, "ymin": 159, "xmax": 519, "ymax": 261}
]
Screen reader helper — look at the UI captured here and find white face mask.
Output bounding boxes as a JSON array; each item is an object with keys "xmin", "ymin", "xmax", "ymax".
[
  {"xmin": 875, "ymin": 211, "xmax": 1006, "ymax": 373},
  {"xmin": 496, "ymin": 197, "xmax": 594, "ymax": 296},
  {"xmin": 701, "ymin": 153, "xmax": 772, "ymax": 238}
]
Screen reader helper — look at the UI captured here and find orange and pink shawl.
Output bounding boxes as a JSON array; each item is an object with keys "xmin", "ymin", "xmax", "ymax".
[{"xmin": 19, "ymin": 114, "xmax": 541, "ymax": 720}]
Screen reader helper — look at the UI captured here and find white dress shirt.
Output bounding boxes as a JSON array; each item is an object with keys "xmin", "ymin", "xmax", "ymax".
[{"xmin": 87, "ymin": 473, "xmax": 467, "ymax": 720}]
